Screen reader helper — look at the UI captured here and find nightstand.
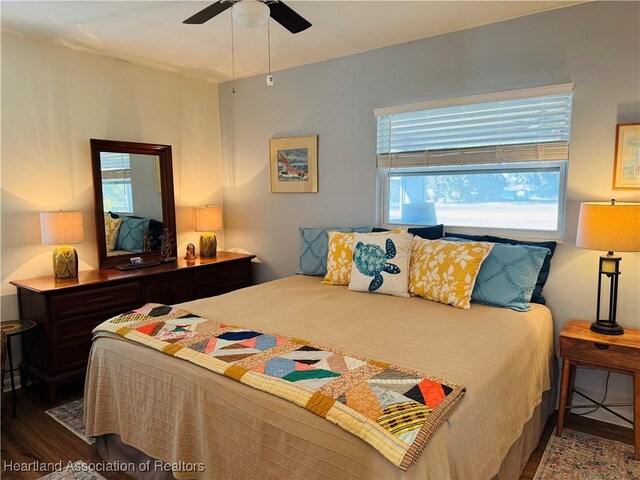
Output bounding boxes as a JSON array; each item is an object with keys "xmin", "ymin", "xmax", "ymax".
[{"xmin": 557, "ymin": 319, "xmax": 640, "ymax": 460}]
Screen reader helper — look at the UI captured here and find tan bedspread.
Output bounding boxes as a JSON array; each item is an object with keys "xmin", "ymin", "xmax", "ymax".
[{"xmin": 85, "ymin": 275, "xmax": 554, "ymax": 480}]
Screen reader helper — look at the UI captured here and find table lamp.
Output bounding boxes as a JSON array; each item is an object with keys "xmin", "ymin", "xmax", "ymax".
[
  {"xmin": 195, "ymin": 206, "xmax": 223, "ymax": 257},
  {"xmin": 40, "ymin": 211, "xmax": 84, "ymax": 279},
  {"xmin": 576, "ymin": 199, "xmax": 640, "ymax": 335}
]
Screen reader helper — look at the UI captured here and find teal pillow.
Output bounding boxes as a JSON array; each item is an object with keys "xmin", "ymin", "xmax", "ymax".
[
  {"xmin": 298, "ymin": 226, "xmax": 374, "ymax": 276},
  {"xmin": 446, "ymin": 238, "xmax": 550, "ymax": 311},
  {"xmin": 116, "ymin": 217, "xmax": 150, "ymax": 252},
  {"xmin": 445, "ymin": 233, "xmax": 556, "ymax": 304}
]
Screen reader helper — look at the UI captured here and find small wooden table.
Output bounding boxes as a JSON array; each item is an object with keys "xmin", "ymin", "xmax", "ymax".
[
  {"xmin": 557, "ymin": 320, "xmax": 640, "ymax": 460},
  {"xmin": 1, "ymin": 320, "xmax": 37, "ymax": 418}
]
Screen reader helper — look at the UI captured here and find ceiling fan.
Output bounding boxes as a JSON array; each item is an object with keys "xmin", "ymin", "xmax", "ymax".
[{"xmin": 183, "ymin": 0, "xmax": 312, "ymax": 34}]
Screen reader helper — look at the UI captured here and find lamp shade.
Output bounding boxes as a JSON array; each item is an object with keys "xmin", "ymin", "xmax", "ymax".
[
  {"xmin": 40, "ymin": 211, "xmax": 84, "ymax": 245},
  {"xmin": 194, "ymin": 206, "xmax": 223, "ymax": 232},
  {"xmin": 232, "ymin": 0, "xmax": 269, "ymax": 28},
  {"xmin": 576, "ymin": 202, "xmax": 640, "ymax": 252}
]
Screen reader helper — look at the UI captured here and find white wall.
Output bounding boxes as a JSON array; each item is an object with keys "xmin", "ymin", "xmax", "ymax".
[
  {"xmin": 219, "ymin": 2, "xmax": 640, "ymax": 426},
  {"xmin": 1, "ymin": 32, "xmax": 223, "ymax": 322}
]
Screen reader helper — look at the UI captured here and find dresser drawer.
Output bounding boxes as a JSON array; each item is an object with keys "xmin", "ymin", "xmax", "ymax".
[
  {"xmin": 196, "ymin": 262, "xmax": 251, "ymax": 298},
  {"xmin": 50, "ymin": 282, "xmax": 141, "ymax": 320},
  {"xmin": 53, "ymin": 341, "xmax": 93, "ymax": 375},
  {"xmin": 51, "ymin": 314, "xmax": 114, "ymax": 347},
  {"xmin": 559, "ymin": 336, "xmax": 640, "ymax": 372}
]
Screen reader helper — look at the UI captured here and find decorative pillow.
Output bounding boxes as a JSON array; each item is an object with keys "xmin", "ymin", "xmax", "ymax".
[
  {"xmin": 116, "ymin": 217, "xmax": 151, "ymax": 252},
  {"xmin": 446, "ymin": 238, "xmax": 550, "ymax": 311},
  {"xmin": 409, "ymin": 238, "xmax": 493, "ymax": 309},
  {"xmin": 298, "ymin": 226, "xmax": 374, "ymax": 276},
  {"xmin": 348, "ymin": 233, "xmax": 413, "ymax": 297},
  {"xmin": 148, "ymin": 219, "xmax": 164, "ymax": 250},
  {"xmin": 408, "ymin": 225, "xmax": 444, "ymax": 240},
  {"xmin": 322, "ymin": 229, "xmax": 406, "ymax": 286},
  {"xmin": 445, "ymin": 233, "xmax": 557, "ymax": 305},
  {"xmin": 373, "ymin": 224, "xmax": 444, "ymax": 240},
  {"xmin": 104, "ymin": 214, "xmax": 122, "ymax": 252}
]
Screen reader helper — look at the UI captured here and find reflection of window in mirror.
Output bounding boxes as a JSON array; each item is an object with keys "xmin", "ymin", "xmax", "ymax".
[{"xmin": 101, "ymin": 152, "xmax": 133, "ymax": 214}]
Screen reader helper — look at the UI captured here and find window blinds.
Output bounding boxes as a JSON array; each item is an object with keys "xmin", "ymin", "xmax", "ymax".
[
  {"xmin": 376, "ymin": 85, "xmax": 573, "ymax": 168},
  {"xmin": 100, "ymin": 152, "xmax": 131, "ymax": 180}
]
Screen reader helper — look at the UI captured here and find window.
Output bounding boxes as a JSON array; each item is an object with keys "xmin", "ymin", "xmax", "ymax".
[
  {"xmin": 376, "ymin": 84, "xmax": 573, "ymax": 238},
  {"xmin": 100, "ymin": 153, "xmax": 134, "ymax": 214}
]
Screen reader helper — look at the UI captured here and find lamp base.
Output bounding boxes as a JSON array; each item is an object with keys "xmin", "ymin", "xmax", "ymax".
[
  {"xmin": 200, "ymin": 233, "xmax": 217, "ymax": 258},
  {"xmin": 590, "ymin": 321, "xmax": 624, "ymax": 335},
  {"xmin": 52, "ymin": 246, "xmax": 78, "ymax": 279}
]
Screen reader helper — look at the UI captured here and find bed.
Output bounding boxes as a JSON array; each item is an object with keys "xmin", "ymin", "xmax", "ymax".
[{"xmin": 84, "ymin": 274, "xmax": 554, "ymax": 480}]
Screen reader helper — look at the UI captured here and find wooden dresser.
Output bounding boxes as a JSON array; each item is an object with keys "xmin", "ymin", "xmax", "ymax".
[{"xmin": 10, "ymin": 252, "xmax": 255, "ymax": 402}]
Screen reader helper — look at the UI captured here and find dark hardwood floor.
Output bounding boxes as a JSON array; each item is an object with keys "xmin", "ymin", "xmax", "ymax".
[
  {"xmin": 1, "ymin": 381, "xmax": 130, "ymax": 480},
  {"xmin": 1, "ymin": 383, "xmax": 635, "ymax": 480}
]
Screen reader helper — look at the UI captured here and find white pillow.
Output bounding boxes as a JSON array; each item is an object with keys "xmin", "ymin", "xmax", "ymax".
[{"xmin": 348, "ymin": 232, "xmax": 413, "ymax": 297}]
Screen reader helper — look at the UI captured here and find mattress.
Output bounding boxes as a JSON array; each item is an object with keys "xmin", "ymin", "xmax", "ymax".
[{"xmin": 85, "ymin": 275, "xmax": 554, "ymax": 480}]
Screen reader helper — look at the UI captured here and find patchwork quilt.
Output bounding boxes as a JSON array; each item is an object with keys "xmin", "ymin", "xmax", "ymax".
[{"xmin": 94, "ymin": 303, "xmax": 466, "ymax": 470}]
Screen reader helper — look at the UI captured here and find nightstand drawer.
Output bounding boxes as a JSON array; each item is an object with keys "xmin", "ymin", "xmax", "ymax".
[
  {"xmin": 50, "ymin": 282, "xmax": 141, "ymax": 320},
  {"xmin": 559, "ymin": 336, "xmax": 640, "ymax": 372}
]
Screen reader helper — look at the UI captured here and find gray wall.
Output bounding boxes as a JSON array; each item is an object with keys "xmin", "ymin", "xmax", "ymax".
[
  {"xmin": 130, "ymin": 154, "xmax": 163, "ymax": 221},
  {"xmin": 220, "ymin": 1, "xmax": 640, "ymax": 426}
]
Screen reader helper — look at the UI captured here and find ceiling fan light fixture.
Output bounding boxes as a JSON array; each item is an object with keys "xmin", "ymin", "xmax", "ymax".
[{"xmin": 232, "ymin": 0, "xmax": 270, "ymax": 28}]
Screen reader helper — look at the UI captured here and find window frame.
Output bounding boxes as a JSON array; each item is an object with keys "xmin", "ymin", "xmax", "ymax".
[
  {"xmin": 102, "ymin": 177, "xmax": 134, "ymax": 215},
  {"xmin": 377, "ymin": 160, "xmax": 568, "ymax": 240}
]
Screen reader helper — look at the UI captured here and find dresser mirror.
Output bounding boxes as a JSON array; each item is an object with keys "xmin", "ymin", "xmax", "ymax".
[{"xmin": 90, "ymin": 139, "xmax": 177, "ymax": 269}]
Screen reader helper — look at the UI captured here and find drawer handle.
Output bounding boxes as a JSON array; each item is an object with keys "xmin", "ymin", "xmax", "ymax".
[
  {"xmin": 594, "ymin": 343, "xmax": 610, "ymax": 350},
  {"xmin": 85, "ymin": 295, "xmax": 115, "ymax": 304}
]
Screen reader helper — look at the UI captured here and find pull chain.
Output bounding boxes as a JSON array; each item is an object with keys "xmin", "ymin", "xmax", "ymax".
[
  {"xmin": 266, "ymin": 18, "xmax": 273, "ymax": 87},
  {"xmin": 231, "ymin": 13, "xmax": 236, "ymax": 94}
]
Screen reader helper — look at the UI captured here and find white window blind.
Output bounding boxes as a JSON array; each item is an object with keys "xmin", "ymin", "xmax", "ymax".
[
  {"xmin": 376, "ymin": 85, "xmax": 574, "ymax": 168},
  {"xmin": 100, "ymin": 152, "xmax": 131, "ymax": 180}
]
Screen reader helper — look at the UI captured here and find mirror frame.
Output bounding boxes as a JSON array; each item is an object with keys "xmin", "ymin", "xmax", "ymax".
[{"xmin": 90, "ymin": 139, "xmax": 177, "ymax": 269}]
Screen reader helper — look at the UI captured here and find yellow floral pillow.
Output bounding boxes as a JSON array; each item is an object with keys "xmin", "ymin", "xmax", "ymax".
[
  {"xmin": 104, "ymin": 214, "xmax": 123, "ymax": 252},
  {"xmin": 409, "ymin": 237, "xmax": 493, "ymax": 309},
  {"xmin": 322, "ymin": 229, "xmax": 406, "ymax": 286}
]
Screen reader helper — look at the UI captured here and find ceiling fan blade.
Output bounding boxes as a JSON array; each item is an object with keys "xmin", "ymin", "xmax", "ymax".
[
  {"xmin": 268, "ymin": 1, "xmax": 311, "ymax": 34},
  {"xmin": 183, "ymin": 1, "xmax": 234, "ymax": 24}
]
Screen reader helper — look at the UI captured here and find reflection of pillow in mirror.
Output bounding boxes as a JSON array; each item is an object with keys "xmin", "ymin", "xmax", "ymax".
[
  {"xmin": 104, "ymin": 215, "xmax": 122, "ymax": 252},
  {"xmin": 116, "ymin": 217, "xmax": 150, "ymax": 252},
  {"xmin": 148, "ymin": 219, "xmax": 164, "ymax": 250}
]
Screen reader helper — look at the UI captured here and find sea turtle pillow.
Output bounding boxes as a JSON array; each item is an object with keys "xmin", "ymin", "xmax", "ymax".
[{"xmin": 348, "ymin": 232, "xmax": 413, "ymax": 297}]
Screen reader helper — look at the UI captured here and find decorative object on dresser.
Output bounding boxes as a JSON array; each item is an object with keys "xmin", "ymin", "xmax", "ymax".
[
  {"xmin": 159, "ymin": 227, "xmax": 177, "ymax": 263},
  {"xmin": 557, "ymin": 320, "xmax": 640, "ymax": 460},
  {"xmin": 9, "ymin": 252, "xmax": 255, "ymax": 403},
  {"xmin": 195, "ymin": 205, "xmax": 223, "ymax": 257},
  {"xmin": 612, "ymin": 123, "xmax": 640, "ymax": 190},
  {"xmin": 40, "ymin": 211, "xmax": 84, "ymax": 279},
  {"xmin": 575, "ymin": 200, "xmax": 640, "ymax": 335},
  {"xmin": 184, "ymin": 243, "xmax": 196, "ymax": 260},
  {"xmin": 269, "ymin": 135, "xmax": 318, "ymax": 193}
]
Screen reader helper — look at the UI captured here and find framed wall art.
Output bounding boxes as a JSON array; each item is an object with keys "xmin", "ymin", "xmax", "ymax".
[
  {"xmin": 269, "ymin": 135, "xmax": 318, "ymax": 193},
  {"xmin": 612, "ymin": 123, "xmax": 640, "ymax": 190}
]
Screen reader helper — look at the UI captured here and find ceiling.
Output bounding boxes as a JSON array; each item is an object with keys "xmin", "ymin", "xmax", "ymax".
[{"xmin": 1, "ymin": 1, "xmax": 582, "ymax": 83}]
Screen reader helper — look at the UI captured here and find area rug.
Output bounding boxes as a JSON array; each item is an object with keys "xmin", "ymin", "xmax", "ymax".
[
  {"xmin": 45, "ymin": 398, "xmax": 94, "ymax": 445},
  {"xmin": 534, "ymin": 428, "xmax": 639, "ymax": 479},
  {"xmin": 38, "ymin": 461, "xmax": 106, "ymax": 480}
]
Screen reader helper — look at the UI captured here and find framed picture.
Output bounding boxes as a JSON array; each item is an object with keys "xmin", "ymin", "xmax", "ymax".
[
  {"xmin": 612, "ymin": 123, "xmax": 640, "ymax": 190},
  {"xmin": 269, "ymin": 135, "xmax": 318, "ymax": 193}
]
